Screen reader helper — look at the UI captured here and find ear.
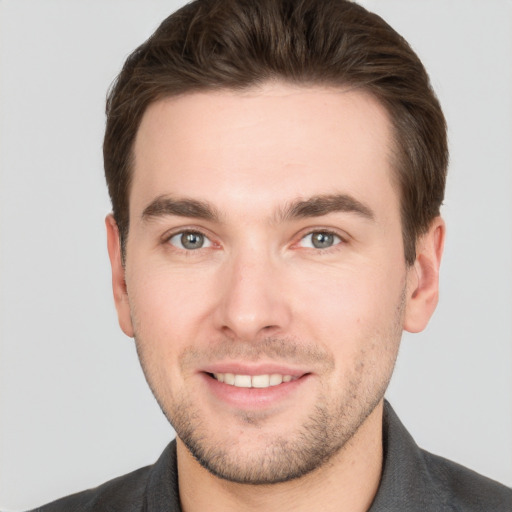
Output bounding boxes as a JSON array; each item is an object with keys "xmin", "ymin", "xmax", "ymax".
[
  {"xmin": 403, "ymin": 217, "xmax": 445, "ymax": 333},
  {"xmin": 105, "ymin": 214, "xmax": 134, "ymax": 338}
]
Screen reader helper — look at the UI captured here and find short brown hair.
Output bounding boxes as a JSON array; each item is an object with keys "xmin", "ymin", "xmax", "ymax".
[{"xmin": 104, "ymin": 0, "xmax": 448, "ymax": 264}]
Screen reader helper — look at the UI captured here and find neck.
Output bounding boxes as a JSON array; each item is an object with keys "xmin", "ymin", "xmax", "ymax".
[{"xmin": 177, "ymin": 400, "xmax": 384, "ymax": 512}]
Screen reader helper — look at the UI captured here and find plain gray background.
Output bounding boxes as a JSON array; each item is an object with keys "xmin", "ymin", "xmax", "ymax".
[{"xmin": 1, "ymin": 1, "xmax": 511, "ymax": 510}]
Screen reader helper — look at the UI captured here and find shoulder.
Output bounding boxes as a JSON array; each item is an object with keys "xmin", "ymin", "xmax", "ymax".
[
  {"xmin": 419, "ymin": 448, "xmax": 512, "ymax": 511},
  {"xmin": 26, "ymin": 441, "xmax": 179, "ymax": 512},
  {"xmin": 374, "ymin": 401, "xmax": 512, "ymax": 512},
  {"xmin": 27, "ymin": 464, "xmax": 153, "ymax": 512}
]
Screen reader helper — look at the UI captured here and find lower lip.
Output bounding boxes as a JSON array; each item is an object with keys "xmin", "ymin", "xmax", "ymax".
[{"xmin": 200, "ymin": 373, "xmax": 311, "ymax": 410}]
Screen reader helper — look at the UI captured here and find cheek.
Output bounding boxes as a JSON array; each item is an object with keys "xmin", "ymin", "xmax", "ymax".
[
  {"xmin": 126, "ymin": 263, "xmax": 213, "ymax": 350},
  {"xmin": 296, "ymin": 266, "xmax": 405, "ymax": 400},
  {"xmin": 126, "ymin": 265, "xmax": 213, "ymax": 403},
  {"xmin": 291, "ymin": 262, "xmax": 405, "ymax": 350}
]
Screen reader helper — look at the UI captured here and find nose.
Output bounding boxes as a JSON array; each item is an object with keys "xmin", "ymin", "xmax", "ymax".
[{"xmin": 213, "ymin": 248, "xmax": 292, "ymax": 341}]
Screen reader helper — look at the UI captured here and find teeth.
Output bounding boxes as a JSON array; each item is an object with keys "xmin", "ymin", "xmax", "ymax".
[
  {"xmin": 252, "ymin": 374, "xmax": 270, "ymax": 388},
  {"xmin": 269, "ymin": 374, "xmax": 283, "ymax": 386},
  {"xmin": 234, "ymin": 374, "xmax": 252, "ymax": 388},
  {"xmin": 212, "ymin": 373, "xmax": 295, "ymax": 388}
]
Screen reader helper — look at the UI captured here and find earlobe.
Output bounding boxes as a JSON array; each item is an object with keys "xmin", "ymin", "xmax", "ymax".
[
  {"xmin": 403, "ymin": 217, "xmax": 445, "ymax": 333},
  {"xmin": 105, "ymin": 214, "xmax": 134, "ymax": 338}
]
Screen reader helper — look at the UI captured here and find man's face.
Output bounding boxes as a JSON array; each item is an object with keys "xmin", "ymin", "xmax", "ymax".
[{"xmin": 110, "ymin": 83, "xmax": 419, "ymax": 483}]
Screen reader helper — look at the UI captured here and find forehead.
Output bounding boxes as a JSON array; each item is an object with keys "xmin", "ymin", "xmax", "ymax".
[{"xmin": 130, "ymin": 83, "xmax": 398, "ymax": 221}]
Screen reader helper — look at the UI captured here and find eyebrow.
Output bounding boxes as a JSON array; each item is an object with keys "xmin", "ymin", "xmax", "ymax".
[
  {"xmin": 141, "ymin": 193, "xmax": 374, "ymax": 224},
  {"xmin": 142, "ymin": 196, "xmax": 221, "ymax": 222},
  {"xmin": 278, "ymin": 194, "xmax": 375, "ymax": 222}
]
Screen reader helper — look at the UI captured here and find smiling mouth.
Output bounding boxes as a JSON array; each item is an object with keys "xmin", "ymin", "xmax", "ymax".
[{"xmin": 210, "ymin": 373, "xmax": 300, "ymax": 389}]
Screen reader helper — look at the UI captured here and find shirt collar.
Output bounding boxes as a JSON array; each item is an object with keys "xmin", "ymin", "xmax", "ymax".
[{"xmin": 368, "ymin": 400, "xmax": 449, "ymax": 511}]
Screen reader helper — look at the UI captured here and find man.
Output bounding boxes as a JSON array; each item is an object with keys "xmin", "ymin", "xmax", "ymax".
[{"xmin": 31, "ymin": 0, "xmax": 511, "ymax": 510}]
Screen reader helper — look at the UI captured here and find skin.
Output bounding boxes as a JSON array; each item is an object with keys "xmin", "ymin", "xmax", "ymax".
[{"xmin": 106, "ymin": 83, "xmax": 444, "ymax": 512}]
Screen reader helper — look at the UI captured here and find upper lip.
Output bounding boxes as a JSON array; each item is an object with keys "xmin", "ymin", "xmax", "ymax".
[{"xmin": 201, "ymin": 362, "xmax": 310, "ymax": 377}]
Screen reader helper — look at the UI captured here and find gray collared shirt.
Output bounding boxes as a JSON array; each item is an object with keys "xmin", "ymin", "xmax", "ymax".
[{"xmin": 31, "ymin": 401, "xmax": 512, "ymax": 511}]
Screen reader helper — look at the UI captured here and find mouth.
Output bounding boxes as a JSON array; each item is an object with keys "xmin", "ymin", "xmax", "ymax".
[
  {"xmin": 200, "ymin": 365, "xmax": 311, "ymax": 410},
  {"xmin": 209, "ymin": 372, "xmax": 298, "ymax": 388}
]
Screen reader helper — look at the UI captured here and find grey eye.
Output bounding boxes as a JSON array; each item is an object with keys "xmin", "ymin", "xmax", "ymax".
[
  {"xmin": 168, "ymin": 231, "xmax": 211, "ymax": 250},
  {"xmin": 299, "ymin": 231, "xmax": 341, "ymax": 249}
]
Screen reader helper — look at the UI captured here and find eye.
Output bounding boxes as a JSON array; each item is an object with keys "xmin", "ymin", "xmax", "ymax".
[
  {"xmin": 299, "ymin": 231, "xmax": 342, "ymax": 249},
  {"xmin": 168, "ymin": 231, "xmax": 212, "ymax": 250}
]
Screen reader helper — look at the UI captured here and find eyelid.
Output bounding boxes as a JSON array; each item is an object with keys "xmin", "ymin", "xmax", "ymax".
[
  {"xmin": 160, "ymin": 225, "xmax": 349, "ymax": 251},
  {"xmin": 294, "ymin": 228, "xmax": 349, "ymax": 249},
  {"xmin": 169, "ymin": 231, "xmax": 212, "ymax": 250},
  {"xmin": 161, "ymin": 226, "xmax": 218, "ymax": 248}
]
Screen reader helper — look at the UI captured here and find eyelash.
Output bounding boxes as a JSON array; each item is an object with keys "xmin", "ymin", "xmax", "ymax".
[
  {"xmin": 162, "ymin": 228, "xmax": 347, "ymax": 253},
  {"xmin": 163, "ymin": 229, "xmax": 215, "ymax": 252},
  {"xmin": 295, "ymin": 229, "xmax": 345, "ymax": 251}
]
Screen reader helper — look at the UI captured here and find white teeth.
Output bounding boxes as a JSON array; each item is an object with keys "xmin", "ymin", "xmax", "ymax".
[
  {"xmin": 212, "ymin": 373, "xmax": 295, "ymax": 388},
  {"xmin": 252, "ymin": 374, "xmax": 270, "ymax": 388},
  {"xmin": 269, "ymin": 374, "xmax": 283, "ymax": 386},
  {"xmin": 234, "ymin": 374, "xmax": 252, "ymax": 388}
]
